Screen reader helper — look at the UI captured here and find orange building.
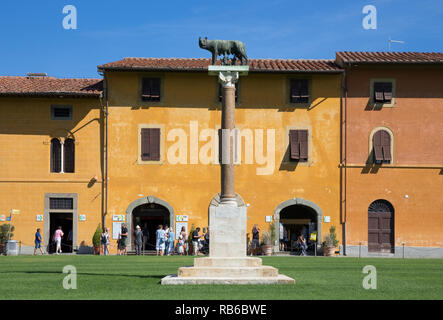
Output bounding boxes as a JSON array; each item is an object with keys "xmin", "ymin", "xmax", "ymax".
[{"xmin": 337, "ymin": 52, "xmax": 443, "ymax": 257}]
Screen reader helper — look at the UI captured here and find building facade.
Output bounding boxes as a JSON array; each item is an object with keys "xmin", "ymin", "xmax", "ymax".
[{"xmin": 0, "ymin": 51, "xmax": 442, "ymax": 257}]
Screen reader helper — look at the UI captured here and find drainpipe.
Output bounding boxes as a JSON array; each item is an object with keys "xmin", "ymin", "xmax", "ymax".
[
  {"xmin": 101, "ymin": 73, "xmax": 109, "ymax": 229},
  {"xmin": 342, "ymin": 67, "xmax": 349, "ymax": 256}
]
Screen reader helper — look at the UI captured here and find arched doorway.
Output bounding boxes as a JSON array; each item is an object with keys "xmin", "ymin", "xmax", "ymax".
[
  {"xmin": 368, "ymin": 199, "xmax": 394, "ymax": 253},
  {"xmin": 125, "ymin": 196, "xmax": 174, "ymax": 251},
  {"xmin": 274, "ymin": 198, "xmax": 323, "ymax": 253}
]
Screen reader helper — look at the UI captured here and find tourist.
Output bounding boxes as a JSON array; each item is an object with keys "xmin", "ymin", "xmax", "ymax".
[
  {"xmin": 134, "ymin": 225, "xmax": 143, "ymax": 255},
  {"xmin": 192, "ymin": 227, "xmax": 202, "ymax": 256},
  {"xmin": 156, "ymin": 225, "xmax": 165, "ymax": 256},
  {"xmin": 120, "ymin": 223, "xmax": 128, "ymax": 255},
  {"xmin": 297, "ymin": 233, "xmax": 307, "ymax": 256},
  {"xmin": 167, "ymin": 227, "xmax": 175, "ymax": 256},
  {"xmin": 177, "ymin": 234, "xmax": 184, "ymax": 255},
  {"xmin": 164, "ymin": 225, "xmax": 170, "ymax": 255},
  {"xmin": 101, "ymin": 227, "xmax": 110, "ymax": 255},
  {"xmin": 33, "ymin": 228, "xmax": 45, "ymax": 255},
  {"xmin": 251, "ymin": 224, "xmax": 260, "ymax": 255},
  {"xmin": 53, "ymin": 226, "xmax": 64, "ymax": 255},
  {"xmin": 180, "ymin": 226, "xmax": 187, "ymax": 255}
]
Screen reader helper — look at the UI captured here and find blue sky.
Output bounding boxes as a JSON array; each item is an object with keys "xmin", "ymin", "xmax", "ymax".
[{"xmin": 0, "ymin": 0, "xmax": 442, "ymax": 78}]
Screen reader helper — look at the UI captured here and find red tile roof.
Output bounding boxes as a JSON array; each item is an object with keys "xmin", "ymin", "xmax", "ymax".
[
  {"xmin": 0, "ymin": 76, "xmax": 103, "ymax": 97},
  {"xmin": 98, "ymin": 58, "xmax": 342, "ymax": 73},
  {"xmin": 336, "ymin": 51, "xmax": 443, "ymax": 65}
]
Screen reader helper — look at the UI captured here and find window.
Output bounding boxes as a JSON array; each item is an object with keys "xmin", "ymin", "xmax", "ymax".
[
  {"xmin": 289, "ymin": 130, "xmax": 308, "ymax": 162},
  {"xmin": 63, "ymin": 138, "xmax": 75, "ymax": 173},
  {"xmin": 51, "ymin": 105, "xmax": 72, "ymax": 120},
  {"xmin": 50, "ymin": 138, "xmax": 75, "ymax": 173},
  {"xmin": 372, "ymin": 130, "xmax": 391, "ymax": 164},
  {"xmin": 290, "ymin": 79, "xmax": 309, "ymax": 104},
  {"xmin": 373, "ymin": 82, "xmax": 393, "ymax": 103},
  {"xmin": 51, "ymin": 138, "xmax": 62, "ymax": 172},
  {"xmin": 49, "ymin": 197, "xmax": 73, "ymax": 210},
  {"xmin": 140, "ymin": 128, "xmax": 160, "ymax": 161},
  {"xmin": 218, "ymin": 82, "xmax": 239, "ymax": 103},
  {"xmin": 141, "ymin": 78, "xmax": 161, "ymax": 102}
]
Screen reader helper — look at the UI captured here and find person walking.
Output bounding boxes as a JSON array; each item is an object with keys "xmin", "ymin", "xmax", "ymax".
[
  {"xmin": 155, "ymin": 225, "xmax": 165, "ymax": 256},
  {"xmin": 251, "ymin": 224, "xmax": 260, "ymax": 256},
  {"xmin": 142, "ymin": 223, "xmax": 149, "ymax": 252},
  {"xmin": 33, "ymin": 228, "xmax": 45, "ymax": 255},
  {"xmin": 120, "ymin": 224, "xmax": 128, "ymax": 255},
  {"xmin": 53, "ymin": 226, "xmax": 64, "ymax": 255},
  {"xmin": 101, "ymin": 227, "xmax": 110, "ymax": 255},
  {"xmin": 134, "ymin": 225, "xmax": 143, "ymax": 255}
]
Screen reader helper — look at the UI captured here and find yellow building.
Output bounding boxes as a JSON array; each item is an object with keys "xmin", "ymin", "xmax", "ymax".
[
  {"xmin": 0, "ymin": 76, "xmax": 103, "ymax": 253},
  {"xmin": 98, "ymin": 58, "xmax": 343, "ymax": 253}
]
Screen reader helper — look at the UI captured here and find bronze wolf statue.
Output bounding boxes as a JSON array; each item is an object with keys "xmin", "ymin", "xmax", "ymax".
[{"xmin": 199, "ymin": 37, "xmax": 248, "ymax": 66}]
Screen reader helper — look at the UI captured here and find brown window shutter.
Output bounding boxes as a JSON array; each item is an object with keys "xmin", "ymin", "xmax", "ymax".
[
  {"xmin": 383, "ymin": 83, "xmax": 393, "ymax": 102},
  {"xmin": 380, "ymin": 130, "xmax": 391, "ymax": 161},
  {"xmin": 374, "ymin": 82, "xmax": 384, "ymax": 102},
  {"xmin": 142, "ymin": 78, "xmax": 152, "ymax": 100},
  {"xmin": 299, "ymin": 130, "xmax": 308, "ymax": 160},
  {"xmin": 63, "ymin": 138, "xmax": 75, "ymax": 173},
  {"xmin": 289, "ymin": 130, "xmax": 299, "ymax": 160},
  {"xmin": 149, "ymin": 128, "xmax": 161, "ymax": 161},
  {"xmin": 373, "ymin": 131, "xmax": 383, "ymax": 161},
  {"xmin": 151, "ymin": 78, "xmax": 161, "ymax": 101},
  {"xmin": 141, "ymin": 128, "xmax": 150, "ymax": 160},
  {"xmin": 51, "ymin": 138, "xmax": 62, "ymax": 173}
]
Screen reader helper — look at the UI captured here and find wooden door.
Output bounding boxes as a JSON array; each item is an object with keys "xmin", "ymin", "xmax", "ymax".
[{"xmin": 368, "ymin": 200, "xmax": 394, "ymax": 253}]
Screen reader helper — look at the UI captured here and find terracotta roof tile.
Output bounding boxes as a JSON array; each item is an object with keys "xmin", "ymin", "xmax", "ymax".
[
  {"xmin": 336, "ymin": 51, "xmax": 443, "ymax": 65},
  {"xmin": 0, "ymin": 76, "xmax": 103, "ymax": 97},
  {"xmin": 97, "ymin": 57, "xmax": 342, "ymax": 73}
]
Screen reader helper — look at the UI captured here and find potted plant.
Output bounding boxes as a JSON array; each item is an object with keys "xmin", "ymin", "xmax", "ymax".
[
  {"xmin": 260, "ymin": 231, "xmax": 273, "ymax": 256},
  {"xmin": 0, "ymin": 224, "xmax": 14, "ymax": 255},
  {"xmin": 92, "ymin": 224, "xmax": 102, "ymax": 255},
  {"xmin": 322, "ymin": 226, "xmax": 339, "ymax": 256}
]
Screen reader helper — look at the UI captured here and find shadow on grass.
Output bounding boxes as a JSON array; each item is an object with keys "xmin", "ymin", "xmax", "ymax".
[{"xmin": 6, "ymin": 270, "xmax": 165, "ymax": 280}]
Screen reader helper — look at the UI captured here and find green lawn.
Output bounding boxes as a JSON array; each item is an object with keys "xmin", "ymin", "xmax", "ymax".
[{"xmin": 0, "ymin": 255, "xmax": 442, "ymax": 300}]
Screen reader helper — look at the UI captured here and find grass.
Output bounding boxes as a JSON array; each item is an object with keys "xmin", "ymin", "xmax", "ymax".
[{"xmin": 0, "ymin": 255, "xmax": 442, "ymax": 300}]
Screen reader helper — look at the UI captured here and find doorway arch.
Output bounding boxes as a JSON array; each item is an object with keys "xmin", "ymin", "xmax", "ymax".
[
  {"xmin": 125, "ymin": 196, "xmax": 174, "ymax": 250},
  {"xmin": 273, "ymin": 198, "xmax": 323, "ymax": 252}
]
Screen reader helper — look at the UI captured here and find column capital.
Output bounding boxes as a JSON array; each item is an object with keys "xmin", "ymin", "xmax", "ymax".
[{"xmin": 218, "ymin": 71, "xmax": 239, "ymax": 88}]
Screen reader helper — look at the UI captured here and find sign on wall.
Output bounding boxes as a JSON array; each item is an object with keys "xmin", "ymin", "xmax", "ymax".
[
  {"xmin": 176, "ymin": 215, "xmax": 188, "ymax": 222},
  {"xmin": 324, "ymin": 216, "xmax": 331, "ymax": 223},
  {"xmin": 113, "ymin": 222, "xmax": 123, "ymax": 239},
  {"xmin": 175, "ymin": 222, "xmax": 188, "ymax": 240},
  {"xmin": 79, "ymin": 214, "xmax": 86, "ymax": 221},
  {"xmin": 36, "ymin": 215, "xmax": 43, "ymax": 222},
  {"xmin": 0, "ymin": 215, "xmax": 5, "ymax": 222},
  {"xmin": 265, "ymin": 216, "xmax": 272, "ymax": 223},
  {"xmin": 113, "ymin": 215, "xmax": 125, "ymax": 222}
]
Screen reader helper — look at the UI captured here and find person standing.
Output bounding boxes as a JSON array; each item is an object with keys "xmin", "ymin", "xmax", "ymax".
[
  {"xmin": 134, "ymin": 225, "xmax": 143, "ymax": 255},
  {"xmin": 251, "ymin": 225, "xmax": 260, "ymax": 256},
  {"xmin": 120, "ymin": 224, "xmax": 128, "ymax": 255},
  {"xmin": 53, "ymin": 226, "xmax": 64, "ymax": 255},
  {"xmin": 101, "ymin": 227, "xmax": 110, "ymax": 255},
  {"xmin": 192, "ymin": 227, "xmax": 202, "ymax": 256},
  {"xmin": 34, "ymin": 228, "xmax": 45, "ymax": 255},
  {"xmin": 180, "ymin": 226, "xmax": 187, "ymax": 255},
  {"xmin": 164, "ymin": 225, "xmax": 170, "ymax": 255},
  {"xmin": 167, "ymin": 227, "xmax": 175, "ymax": 256},
  {"xmin": 155, "ymin": 225, "xmax": 165, "ymax": 256}
]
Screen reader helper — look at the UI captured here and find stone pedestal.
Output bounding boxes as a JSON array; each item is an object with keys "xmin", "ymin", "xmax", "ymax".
[{"xmin": 161, "ymin": 204, "xmax": 295, "ymax": 285}]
